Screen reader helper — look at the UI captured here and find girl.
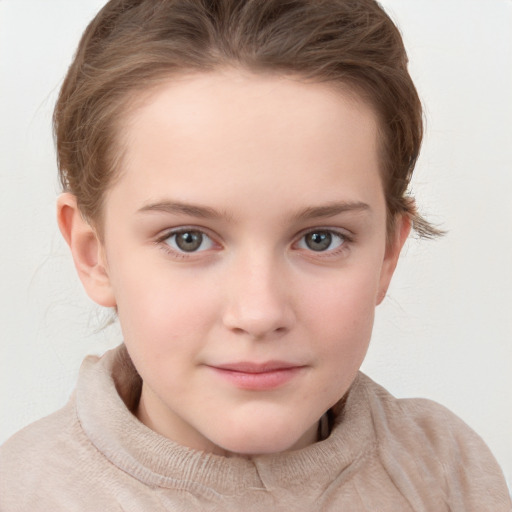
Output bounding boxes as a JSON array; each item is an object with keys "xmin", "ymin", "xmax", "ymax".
[{"xmin": 1, "ymin": 0, "xmax": 510, "ymax": 510}]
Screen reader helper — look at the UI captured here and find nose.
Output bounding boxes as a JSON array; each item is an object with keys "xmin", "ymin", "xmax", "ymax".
[{"xmin": 222, "ymin": 251, "xmax": 296, "ymax": 340}]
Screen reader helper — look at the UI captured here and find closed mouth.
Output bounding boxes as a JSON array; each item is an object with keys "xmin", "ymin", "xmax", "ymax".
[
  {"xmin": 209, "ymin": 361, "xmax": 304, "ymax": 373},
  {"xmin": 205, "ymin": 362, "xmax": 306, "ymax": 390}
]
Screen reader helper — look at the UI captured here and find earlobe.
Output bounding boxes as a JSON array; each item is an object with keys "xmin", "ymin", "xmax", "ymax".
[
  {"xmin": 376, "ymin": 214, "xmax": 411, "ymax": 305},
  {"xmin": 57, "ymin": 193, "xmax": 116, "ymax": 308}
]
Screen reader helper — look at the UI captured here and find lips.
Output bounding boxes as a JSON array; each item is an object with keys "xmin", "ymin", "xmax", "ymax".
[
  {"xmin": 213, "ymin": 361, "xmax": 301, "ymax": 373},
  {"xmin": 206, "ymin": 361, "xmax": 306, "ymax": 390}
]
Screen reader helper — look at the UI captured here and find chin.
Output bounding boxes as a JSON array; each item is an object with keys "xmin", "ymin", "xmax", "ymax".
[
  {"xmin": 223, "ymin": 440, "xmax": 297, "ymax": 458},
  {"xmin": 214, "ymin": 422, "xmax": 317, "ymax": 457}
]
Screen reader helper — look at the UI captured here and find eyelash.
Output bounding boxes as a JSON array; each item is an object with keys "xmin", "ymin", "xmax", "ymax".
[
  {"xmin": 293, "ymin": 228, "xmax": 352, "ymax": 257},
  {"xmin": 155, "ymin": 227, "xmax": 353, "ymax": 259},
  {"xmin": 155, "ymin": 228, "xmax": 218, "ymax": 259}
]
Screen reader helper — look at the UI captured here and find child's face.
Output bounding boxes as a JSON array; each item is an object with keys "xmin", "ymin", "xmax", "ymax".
[{"xmin": 81, "ymin": 71, "xmax": 407, "ymax": 455}]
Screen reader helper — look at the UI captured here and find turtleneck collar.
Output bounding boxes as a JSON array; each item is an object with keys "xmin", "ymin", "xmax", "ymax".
[{"xmin": 76, "ymin": 344, "xmax": 376, "ymax": 497}]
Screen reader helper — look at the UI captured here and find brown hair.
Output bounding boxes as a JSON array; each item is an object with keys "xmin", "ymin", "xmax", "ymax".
[{"xmin": 54, "ymin": 0, "xmax": 441, "ymax": 238}]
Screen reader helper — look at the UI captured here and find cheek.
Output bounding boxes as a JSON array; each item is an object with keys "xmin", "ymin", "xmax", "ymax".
[
  {"xmin": 299, "ymin": 263, "xmax": 381, "ymax": 355},
  {"xmin": 111, "ymin": 258, "xmax": 219, "ymax": 351},
  {"xmin": 299, "ymin": 270, "xmax": 378, "ymax": 407}
]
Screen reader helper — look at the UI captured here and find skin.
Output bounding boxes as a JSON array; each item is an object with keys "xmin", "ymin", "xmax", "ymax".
[{"xmin": 58, "ymin": 70, "xmax": 410, "ymax": 457}]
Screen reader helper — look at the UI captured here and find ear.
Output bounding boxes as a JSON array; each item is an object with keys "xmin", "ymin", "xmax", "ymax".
[
  {"xmin": 57, "ymin": 193, "xmax": 116, "ymax": 307},
  {"xmin": 376, "ymin": 214, "xmax": 411, "ymax": 305}
]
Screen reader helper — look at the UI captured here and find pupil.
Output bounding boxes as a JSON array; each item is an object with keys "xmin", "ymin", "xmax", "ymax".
[
  {"xmin": 176, "ymin": 231, "xmax": 202, "ymax": 252},
  {"xmin": 306, "ymin": 232, "xmax": 332, "ymax": 251}
]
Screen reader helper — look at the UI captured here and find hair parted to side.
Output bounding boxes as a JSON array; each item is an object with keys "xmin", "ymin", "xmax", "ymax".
[{"xmin": 54, "ymin": 0, "xmax": 442, "ymax": 238}]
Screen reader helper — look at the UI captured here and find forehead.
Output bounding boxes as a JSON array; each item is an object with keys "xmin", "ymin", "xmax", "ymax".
[{"xmin": 110, "ymin": 70, "xmax": 383, "ymax": 217}]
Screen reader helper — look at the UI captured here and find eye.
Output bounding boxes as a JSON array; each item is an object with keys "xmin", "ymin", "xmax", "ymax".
[
  {"xmin": 164, "ymin": 229, "xmax": 215, "ymax": 253},
  {"xmin": 296, "ymin": 230, "xmax": 346, "ymax": 252}
]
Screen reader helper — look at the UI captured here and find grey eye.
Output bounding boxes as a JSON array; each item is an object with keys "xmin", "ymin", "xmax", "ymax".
[
  {"xmin": 298, "ymin": 231, "xmax": 345, "ymax": 252},
  {"xmin": 165, "ymin": 230, "xmax": 214, "ymax": 253}
]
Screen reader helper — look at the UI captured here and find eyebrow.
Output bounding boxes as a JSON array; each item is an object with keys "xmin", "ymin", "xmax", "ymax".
[
  {"xmin": 293, "ymin": 201, "xmax": 371, "ymax": 221},
  {"xmin": 137, "ymin": 199, "xmax": 370, "ymax": 221},
  {"xmin": 137, "ymin": 201, "xmax": 225, "ymax": 219}
]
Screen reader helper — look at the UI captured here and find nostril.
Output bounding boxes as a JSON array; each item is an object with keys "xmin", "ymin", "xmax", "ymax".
[{"xmin": 227, "ymin": 323, "xmax": 290, "ymax": 340}]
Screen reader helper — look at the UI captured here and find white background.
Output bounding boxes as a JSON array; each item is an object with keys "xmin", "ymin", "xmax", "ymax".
[{"xmin": 1, "ymin": 0, "xmax": 511, "ymax": 488}]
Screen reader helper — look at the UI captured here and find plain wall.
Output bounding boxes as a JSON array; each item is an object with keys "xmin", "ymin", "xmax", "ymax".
[{"xmin": 1, "ymin": 0, "xmax": 511, "ymax": 487}]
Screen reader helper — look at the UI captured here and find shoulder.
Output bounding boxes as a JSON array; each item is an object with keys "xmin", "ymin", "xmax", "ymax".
[
  {"xmin": 360, "ymin": 374, "xmax": 492, "ymax": 459},
  {"xmin": 0, "ymin": 397, "xmax": 104, "ymax": 510},
  {"xmin": 1, "ymin": 397, "xmax": 79, "ymax": 466},
  {"xmin": 356, "ymin": 373, "xmax": 512, "ymax": 510},
  {"xmin": 357, "ymin": 372, "xmax": 498, "ymax": 466},
  {"xmin": 0, "ymin": 398, "xmax": 75, "ymax": 474}
]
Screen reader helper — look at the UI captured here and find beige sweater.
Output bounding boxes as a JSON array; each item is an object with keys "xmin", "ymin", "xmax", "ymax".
[{"xmin": 1, "ymin": 345, "xmax": 510, "ymax": 511}]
